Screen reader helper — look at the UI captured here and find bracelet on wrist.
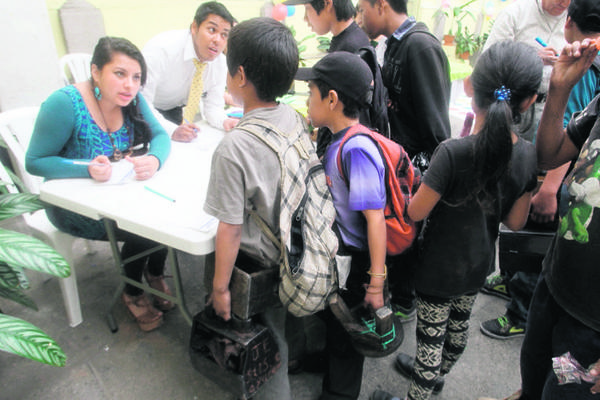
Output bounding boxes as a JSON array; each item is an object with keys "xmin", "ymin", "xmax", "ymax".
[
  {"xmin": 367, "ymin": 264, "xmax": 387, "ymax": 279},
  {"xmin": 366, "ymin": 286, "xmax": 384, "ymax": 294}
]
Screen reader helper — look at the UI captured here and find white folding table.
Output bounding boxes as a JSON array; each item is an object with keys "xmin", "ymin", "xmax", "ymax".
[{"xmin": 40, "ymin": 122, "xmax": 224, "ymax": 331}]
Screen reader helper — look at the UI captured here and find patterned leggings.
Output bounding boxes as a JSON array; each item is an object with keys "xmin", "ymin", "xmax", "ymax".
[{"xmin": 407, "ymin": 292, "xmax": 477, "ymax": 400}]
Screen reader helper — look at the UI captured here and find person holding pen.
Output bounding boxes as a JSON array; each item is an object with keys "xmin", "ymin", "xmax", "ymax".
[
  {"xmin": 481, "ymin": 0, "xmax": 569, "ymax": 143},
  {"xmin": 26, "ymin": 37, "xmax": 172, "ymax": 332}
]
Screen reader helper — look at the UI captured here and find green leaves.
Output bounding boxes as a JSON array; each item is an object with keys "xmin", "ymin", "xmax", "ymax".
[
  {"xmin": 0, "ymin": 229, "xmax": 70, "ymax": 278},
  {"xmin": 0, "ymin": 151, "xmax": 68, "ymax": 366},
  {"xmin": 0, "ymin": 193, "xmax": 44, "ymax": 221},
  {"xmin": 0, "ymin": 314, "xmax": 66, "ymax": 366}
]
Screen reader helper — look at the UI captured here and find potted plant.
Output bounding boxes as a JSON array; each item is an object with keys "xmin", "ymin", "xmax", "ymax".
[
  {"xmin": 437, "ymin": 0, "xmax": 478, "ymax": 45},
  {"xmin": 0, "ymin": 163, "xmax": 68, "ymax": 367},
  {"xmin": 455, "ymin": 26, "xmax": 477, "ymax": 60},
  {"xmin": 468, "ymin": 30, "xmax": 489, "ymax": 66}
]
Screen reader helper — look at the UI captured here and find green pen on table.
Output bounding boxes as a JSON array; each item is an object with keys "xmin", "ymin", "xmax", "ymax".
[{"xmin": 144, "ymin": 185, "xmax": 176, "ymax": 202}]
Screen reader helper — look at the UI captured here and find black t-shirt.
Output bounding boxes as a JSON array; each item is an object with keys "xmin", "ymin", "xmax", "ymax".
[
  {"xmin": 415, "ymin": 135, "xmax": 537, "ymax": 298},
  {"xmin": 544, "ymin": 94, "xmax": 600, "ymax": 332},
  {"xmin": 329, "ymin": 21, "xmax": 371, "ymax": 53}
]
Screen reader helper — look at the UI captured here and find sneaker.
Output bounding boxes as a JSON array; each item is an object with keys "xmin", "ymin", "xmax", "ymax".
[
  {"xmin": 391, "ymin": 303, "xmax": 416, "ymax": 323},
  {"xmin": 394, "ymin": 352, "xmax": 445, "ymax": 394},
  {"xmin": 480, "ymin": 274, "xmax": 511, "ymax": 300},
  {"xmin": 480, "ymin": 315, "xmax": 525, "ymax": 340}
]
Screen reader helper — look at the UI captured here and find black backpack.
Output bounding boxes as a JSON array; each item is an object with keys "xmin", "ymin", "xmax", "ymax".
[{"xmin": 357, "ymin": 46, "xmax": 390, "ymax": 138}]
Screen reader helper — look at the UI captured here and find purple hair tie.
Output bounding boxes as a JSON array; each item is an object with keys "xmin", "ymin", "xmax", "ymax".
[{"xmin": 494, "ymin": 86, "xmax": 511, "ymax": 102}]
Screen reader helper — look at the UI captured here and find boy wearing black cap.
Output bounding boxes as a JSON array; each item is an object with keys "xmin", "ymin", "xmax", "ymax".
[{"xmin": 296, "ymin": 51, "xmax": 387, "ymax": 400}]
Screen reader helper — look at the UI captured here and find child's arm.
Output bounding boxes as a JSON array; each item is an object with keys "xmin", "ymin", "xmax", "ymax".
[
  {"xmin": 407, "ymin": 183, "xmax": 442, "ymax": 222},
  {"xmin": 210, "ymin": 221, "xmax": 242, "ymax": 321},
  {"xmin": 537, "ymin": 40, "xmax": 597, "ymax": 169},
  {"xmin": 362, "ymin": 208, "xmax": 387, "ymax": 311},
  {"xmin": 503, "ymin": 191, "xmax": 533, "ymax": 231}
]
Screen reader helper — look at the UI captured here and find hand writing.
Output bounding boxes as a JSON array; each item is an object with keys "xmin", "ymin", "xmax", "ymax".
[
  {"xmin": 172, "ymin": 123, "xmax": 199, "ymax": 142},
  {"xmin": 88, "ymin": 155, "xmax": 111, "ymax": 182}
]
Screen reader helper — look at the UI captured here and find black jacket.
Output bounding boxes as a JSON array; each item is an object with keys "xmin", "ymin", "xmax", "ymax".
[{"xmin": 382, "ymin": 22, "xmax": 451, "ymax": 159}]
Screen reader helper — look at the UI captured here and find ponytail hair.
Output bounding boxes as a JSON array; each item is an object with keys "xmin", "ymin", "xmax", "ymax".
[
  {"xmin": 91, "ymin": 37, "xmax": 151, "ymax": 155},
  {"xmin": 469, "ymin": 41, "xmax": 542, "ymax": 211}
]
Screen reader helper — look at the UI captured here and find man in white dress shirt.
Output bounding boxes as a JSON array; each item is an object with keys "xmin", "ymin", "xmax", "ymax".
[{"xmin": 142, "ymin": 2, "xmax": 238, "ymax": 142}]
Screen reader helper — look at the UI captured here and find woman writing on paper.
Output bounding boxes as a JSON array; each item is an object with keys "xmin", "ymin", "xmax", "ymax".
[{"xmin": 26, "ymin": 37, "xmax": 172, "ymax": 332}]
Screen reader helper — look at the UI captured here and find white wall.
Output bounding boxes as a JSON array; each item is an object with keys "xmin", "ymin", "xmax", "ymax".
[{"xmin": 0, "ymin": 0, "xmax": 62, "ymax": 111}]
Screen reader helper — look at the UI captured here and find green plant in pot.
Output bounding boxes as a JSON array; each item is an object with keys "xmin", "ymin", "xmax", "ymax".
[
  {"xmin": 455, "ymin": 26, "xmax": 477, "ymax": 59},
  {"xmin": 0, "ymin": 163, "xmax": 68, "ymax": 367},
  {"xmin": 437, "ymin": 0, "xmax": 478, "ymax": 45}
]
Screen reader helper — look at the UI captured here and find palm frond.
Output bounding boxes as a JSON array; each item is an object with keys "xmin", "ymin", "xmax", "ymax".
[
  {"xmin": 0, "ymin": 286, "xmax": 37, "ymax": 310},
  {"xmin": 0, "ymin": 229, "xmax": 70, "ymax": 278},
  {"xmin": 0, "ymin": 193, "xmax": 44, "ymax": 221},
  {"xmin": 0, "ymin": 314, "xmax": 65, "ymax": 366}
]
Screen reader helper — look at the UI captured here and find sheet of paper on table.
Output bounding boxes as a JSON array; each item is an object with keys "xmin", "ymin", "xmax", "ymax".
[{"xmin": 104, "ymin": 160, "xmax": 135, "ymax": 185}]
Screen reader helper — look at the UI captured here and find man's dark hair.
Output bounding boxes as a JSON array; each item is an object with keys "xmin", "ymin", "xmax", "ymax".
[
  {"xmin": 194, "ymin": 1, "xmax": 236, "ymax": 26},
  {"xmin": 310, "ymin": 0, "xmax": 356, "ymax": 21},
  {"xmin": 227, "ymin": 18, "xmax": 299, "ymax": 102},
  {"xmin": 363, "ymin": 0, "xmax": 407, "ymax": 14},
  {"xmin": 313, "ymin": 79, "xmax": 362, "ymax": 119}
]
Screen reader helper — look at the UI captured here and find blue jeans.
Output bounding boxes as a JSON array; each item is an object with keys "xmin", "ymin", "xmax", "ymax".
[{"xmin": 520, "ymin": 276, "xmax": 600, "ymax": 400}]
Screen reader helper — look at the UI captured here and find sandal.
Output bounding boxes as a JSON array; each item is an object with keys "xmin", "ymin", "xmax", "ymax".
[
  {"xmin": 121, "ymin": 292, "xmax": 163, "ymax": 332},
  {"xmin": 144, "ymin": 272, "xmax": 175, "ymax": 311}
]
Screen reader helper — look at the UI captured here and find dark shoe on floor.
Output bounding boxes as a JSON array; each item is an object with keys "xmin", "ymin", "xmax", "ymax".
[
  {"xmin": 480, "ymin": 315, "xmax": 525, "ymax": 340},
  {"xmin": 394, "ymin": 353, "xmax": 445, "ymax": 394},
  {"xmin": 370, "ymin": 389, "xmax": 403, "ymax": 400},
  {"xmin": 391, "ymin": 303, "xmax": 416, "ymax": 323},
  {"xmin": 480, "ymin": 274, "xmax": 511, "ymax": 300},
  {"xmin": 288, "ymin": 358, "xmax": 303, "ymax": 375}
]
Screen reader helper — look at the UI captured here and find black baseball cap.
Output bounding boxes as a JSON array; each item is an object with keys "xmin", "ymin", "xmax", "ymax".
[
  {"xmin": 295, "ymin": 51, "xmax": 374, "ymax": 107},
  {"xmin": 568, "ymin": 0, "xmax": 600, "ymax": 33}
]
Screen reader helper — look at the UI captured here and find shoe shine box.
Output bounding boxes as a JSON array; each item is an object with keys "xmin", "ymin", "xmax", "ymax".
[
  {"xmin": 499, "ymin": 223, "xmax": 555, "ymax": 275},
  {"xmin": 203, "ymin": 258, "xmax": 280, "ymax": 320},
  {"xmin": 189, "ymin": 310, "xmax": 281, "ymax": 400}
]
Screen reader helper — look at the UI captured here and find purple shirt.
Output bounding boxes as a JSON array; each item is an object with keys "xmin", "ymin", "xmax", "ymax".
[{"xmin": 323, "ymin": 127, "xmax": 386, "ymax": 250}]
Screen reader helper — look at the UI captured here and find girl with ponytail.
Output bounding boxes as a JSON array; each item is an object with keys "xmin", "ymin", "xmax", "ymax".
[{"xmin": 383, "ymin": 41, "xmax": 543, "ymax": 400}]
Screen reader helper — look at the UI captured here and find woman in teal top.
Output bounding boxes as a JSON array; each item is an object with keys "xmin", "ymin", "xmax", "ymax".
[{"xmin": 26, "ymin": 37, "xmax": 171, "ymax": 332}]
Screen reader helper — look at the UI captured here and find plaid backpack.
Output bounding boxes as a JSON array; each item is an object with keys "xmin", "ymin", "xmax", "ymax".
[
  {"xmin": 236, "ymin": 115, "xmax": 339, "ymax": 317},
  {"xmin": 336, "ymin": 124, "xmax": 420, "ymax": 255}
]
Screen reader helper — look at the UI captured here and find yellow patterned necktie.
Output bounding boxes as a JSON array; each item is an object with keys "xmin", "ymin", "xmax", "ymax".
[{"xmin": 182, "ymin": 59, "xmax": 206, "ymax": 124}]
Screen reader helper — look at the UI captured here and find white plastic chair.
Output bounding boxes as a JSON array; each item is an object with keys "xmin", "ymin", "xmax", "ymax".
[
  {"xmin": 0, "ymin": 107, "xmax": 85, "ymax": 327},
  {"xmin": 59, "ymin": 53, "xmax": 92, "ymax": 85}
]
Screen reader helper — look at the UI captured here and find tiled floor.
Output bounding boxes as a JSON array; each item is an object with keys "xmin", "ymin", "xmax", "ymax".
[{"xmin": 1, "ymin": 218, "xmax": 522, "ymax": 400}]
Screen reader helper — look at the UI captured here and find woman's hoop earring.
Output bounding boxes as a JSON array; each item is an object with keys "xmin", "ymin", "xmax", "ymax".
[
  {"xmin": 94, "ymin": 86, "xmax": 102, "ymax": 100},
  {"xmin": 132, "ymin": 96, "xmax": 137, "ymax": 106}
]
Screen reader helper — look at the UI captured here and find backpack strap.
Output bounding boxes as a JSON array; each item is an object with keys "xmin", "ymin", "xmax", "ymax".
[
  {"xmin": 335, "ymin": 124, "xmax": 380, "ymax": 184},
  {"xmin": 234, "ymin": 114, "xmax": 310, "ymax": 255}
]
